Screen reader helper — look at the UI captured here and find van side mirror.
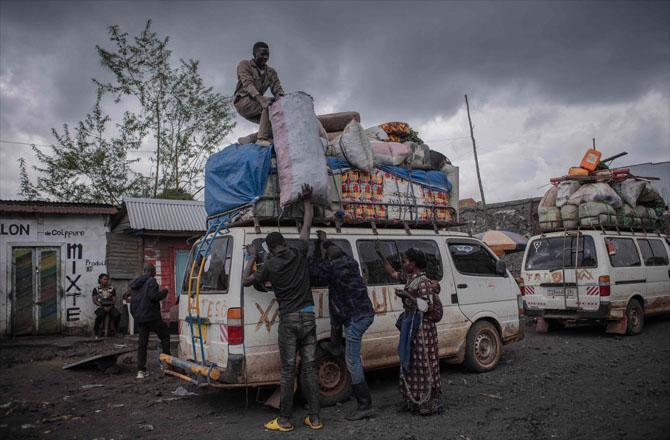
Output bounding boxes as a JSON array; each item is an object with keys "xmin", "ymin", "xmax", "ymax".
[{"xmin": 495, "ymin": 260, "xmax": 508, "ymax": 277}]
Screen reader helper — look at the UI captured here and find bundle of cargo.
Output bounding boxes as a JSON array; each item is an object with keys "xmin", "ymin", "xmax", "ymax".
[
  {"xmin": 538, "ymin": 148, "xmax": 666, "ymax": 232},
  {"xmin": 204, "ymin": 92, "xmax": 459, "ymax": 228}
]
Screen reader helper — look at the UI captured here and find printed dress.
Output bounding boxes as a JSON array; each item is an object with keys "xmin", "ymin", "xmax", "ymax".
[{"xmin": 399, "ymin": 272, "xmax": 443, "ymax": 415}]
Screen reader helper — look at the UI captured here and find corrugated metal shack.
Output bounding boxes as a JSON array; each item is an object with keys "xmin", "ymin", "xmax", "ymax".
[{"xmin": 110, "ymin": 198, "xmax": 206, "ymax": 331}]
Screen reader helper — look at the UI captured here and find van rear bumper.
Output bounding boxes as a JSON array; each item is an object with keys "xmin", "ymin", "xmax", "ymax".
[
  {"xmin": 159, "ymin": 353, "xmax": 244, "ymax": 385},
  {"xmin": 524, "ymin": 302, "xmax": 611, "ymax": 320}
]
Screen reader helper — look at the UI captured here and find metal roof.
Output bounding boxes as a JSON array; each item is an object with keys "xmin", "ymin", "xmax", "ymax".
[
  {"xmin": 0, "ymin": 200, "xmax": 117, "ymax": 215},
  {"xmin": 123, "ymin": 198, "xmax": 206, "ymax": 232}
]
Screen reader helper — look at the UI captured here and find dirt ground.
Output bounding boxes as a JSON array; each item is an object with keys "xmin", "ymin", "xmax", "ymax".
[{"xmin": 1, "ymin": 316, "xmax": 670, "ymax": 440}]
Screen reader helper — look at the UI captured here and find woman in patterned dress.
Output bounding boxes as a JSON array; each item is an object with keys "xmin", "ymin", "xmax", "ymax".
[{"xmin": 377, "ymin": 246, "xmax": 443, "ymax": 415}]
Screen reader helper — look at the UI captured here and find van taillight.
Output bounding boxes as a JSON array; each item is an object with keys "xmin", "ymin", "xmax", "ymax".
[
  {"xmin": 227, "ymin": 308, "xmax": 244, "ymax": 345},
  {"xmin": 598, "ymin": 275, "xmax": 610, "ymax": 297},
  {"xmin": 518, "ymin": 278, "xmax": 525, "ymax": 296}
]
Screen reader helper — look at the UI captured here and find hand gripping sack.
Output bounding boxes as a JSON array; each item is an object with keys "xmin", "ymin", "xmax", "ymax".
[
  {"xmin": 333, "ymin": 119, "xmax": 374, "ymax": 173},
  {"xmin": 270, "ymin": 92, "xmax": 330, "ymax": 208}
]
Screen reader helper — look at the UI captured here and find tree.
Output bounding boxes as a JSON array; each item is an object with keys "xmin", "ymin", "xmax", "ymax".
[
  {"xmin": 95, "ymin": 20, "xmax": 235, "ymax": 197},
  {"xmin": 18, "ymin": 158, "xmax": 39, "ymax": 201},
  {"xmin": 20, "ymin": 91, "xmax": 151, "ymax": 205}
]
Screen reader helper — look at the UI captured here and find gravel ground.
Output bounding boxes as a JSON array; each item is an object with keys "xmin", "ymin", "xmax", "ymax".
[{"xmin": 1, "ymin": 316, "xmax": 669, "ymax": 440}]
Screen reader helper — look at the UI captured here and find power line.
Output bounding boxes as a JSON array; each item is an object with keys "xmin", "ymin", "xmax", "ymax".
[{"xmin": 0, "ymin": 139, "xmax": 156, "ymax": 153}]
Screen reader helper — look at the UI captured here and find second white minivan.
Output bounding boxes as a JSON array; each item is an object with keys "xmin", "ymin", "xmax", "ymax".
[{"xmin": 521, "ymin": 230, "xmax": 670, "ymax": 335}]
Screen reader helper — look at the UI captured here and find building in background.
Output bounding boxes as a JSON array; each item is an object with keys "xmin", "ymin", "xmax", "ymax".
[
  {"xmin": 0, "ymin": 200, "xmax": 117, "ymax": 336},
  {"xmin": 109, "ymin": 198, "xmax": 206, "ymax": 332}
]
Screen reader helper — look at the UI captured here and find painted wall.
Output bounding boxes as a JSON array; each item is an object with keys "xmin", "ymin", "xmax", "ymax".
[
  {"xmin": 142, "ymin": 236, "xmax": 191, "ymax": 325},
  {"xmin": 0, "ymin": 214, "xmax": 110, "ymax": 336}
]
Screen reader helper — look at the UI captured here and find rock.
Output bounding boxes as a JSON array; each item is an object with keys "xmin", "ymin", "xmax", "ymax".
[{"xmin": 139, "ymin": 423, "xmax": 154, "ymax": 432}]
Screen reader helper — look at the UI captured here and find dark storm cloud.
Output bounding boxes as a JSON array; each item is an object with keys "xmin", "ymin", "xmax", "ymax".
[{"xmin": 1, "ymin": 0, "xmax": 668, "ymax": 199}]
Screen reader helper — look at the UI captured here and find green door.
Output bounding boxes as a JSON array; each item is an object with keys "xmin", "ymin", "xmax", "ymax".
[{"xmin": 12, "ymin": 247, "xmax": 61, "ymax": 335}]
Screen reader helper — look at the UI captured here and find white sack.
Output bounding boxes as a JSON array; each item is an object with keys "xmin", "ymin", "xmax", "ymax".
[
  {"xmin": 332, "ymin": 120, "xmax": 374, "ymax": 173},
  {"xmin": 539, "ymin": 186, "xmax": 559, "ymax": 208},
  {"xmin": 568, "ymin": 183, "xmax": 622, "ymax": 209},
  {"xmin": 556, "ymin": 181, "xmax": 581, "ymax": 207},
  {"xmin": 270, "ymin": 92, "xmax": 330, "ymax": 208}
]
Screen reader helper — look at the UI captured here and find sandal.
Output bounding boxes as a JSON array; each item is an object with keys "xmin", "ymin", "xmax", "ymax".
[
  {"xmin": 304, "ymin": 415, "xmax": 323, "ymax": 430},
  {"xmin": 264, "ymin": 418, "xmax": 294, "ymax": 432}
]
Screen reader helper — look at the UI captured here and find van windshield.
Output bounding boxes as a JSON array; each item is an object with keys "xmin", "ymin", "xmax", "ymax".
[{"xmin": 525, "ymin": 236, "xmax": 597, "ymax": 271}]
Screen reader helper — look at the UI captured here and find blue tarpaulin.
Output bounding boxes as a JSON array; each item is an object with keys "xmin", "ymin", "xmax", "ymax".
[
  {"xmin": 326, "ymin": 157, "xmax": 452, "ymax": 193},
  {"xmin": 204, "ymin": 144, "xmax": 273, "ymax": 217}
]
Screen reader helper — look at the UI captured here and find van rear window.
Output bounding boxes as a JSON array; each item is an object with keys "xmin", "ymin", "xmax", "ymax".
[
  {"xmin": 183, "ymin": 236, "xmax": 234, "ymax": 295},
  {"xmin": 525, "ymin": 236, "xmax": 597, "ymax": 271}
]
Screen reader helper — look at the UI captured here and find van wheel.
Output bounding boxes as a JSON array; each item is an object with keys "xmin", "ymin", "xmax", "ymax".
[
  {"xmin": 300, "ymin": 344, "xmax": 352, "ymax": 406},
  {"xmin": 625, "ymin": 299, "xmax": 644, "ymax": 336},
  {"xmin": 465, "ymin": 321, "xmax": 502, "ymax": 373}
]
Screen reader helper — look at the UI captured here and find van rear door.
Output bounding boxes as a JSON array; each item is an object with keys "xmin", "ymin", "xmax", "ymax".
[{"xmin": 523, "ymin": 234, "xmax": 600, "ymax": 312}]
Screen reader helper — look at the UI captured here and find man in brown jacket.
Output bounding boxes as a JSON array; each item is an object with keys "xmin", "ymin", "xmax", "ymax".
[{"xmin": 234, "ymin": 42, "xmax": 285, "ymax": 146}]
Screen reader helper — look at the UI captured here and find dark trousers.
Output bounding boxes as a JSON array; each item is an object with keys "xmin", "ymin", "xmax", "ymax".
[
  {"xmin": 278, "ymin": 311, "xmax": 320, "ymax": 420},
  {"xmin": 234, "ymin": 96, "xmax": 272, "ymax": 141},
  {"xmin": 137, "ymin": 319, "xmax": 171, "ymax": 372},
  {"xmin": 94, "ymin": 306, "xmax": 121, "ymax": 335}
]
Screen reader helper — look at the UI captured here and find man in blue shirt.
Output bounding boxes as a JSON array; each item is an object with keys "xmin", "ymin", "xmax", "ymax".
[{"xmin": 310, "ymin": 232, "xmax": 375, "ymax": 420}]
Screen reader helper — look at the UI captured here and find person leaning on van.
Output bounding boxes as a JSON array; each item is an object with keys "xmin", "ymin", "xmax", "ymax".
[
  {"xmin": 310, "ymin": 232, "xmax": 375, "ymax": 421},
  {"xmin": 377, "ymin": 245, "xmax": 444, "ymax": 416},
  {"xmin": 242, "ymin": 184, "xmax": 323, "ymax": 432}
]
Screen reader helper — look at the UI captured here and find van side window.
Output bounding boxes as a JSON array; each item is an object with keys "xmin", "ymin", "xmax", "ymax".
[
  {"xmin": 448, "ymin": 242, "xmax": 501, "ymax": 277},
  {"xmin": 395, "ymin": 240, "xmax": 443, "ymax": 281},
  {"xmin": 200, "ymin": 237, "xmax": 234, "ymax": 294},
  {"xmin": 356, "ymin": 240, "xmax": 401, "ymax": 285},
  {"xmin": 525, "ymin": 236, "xmax": 597, "ymax": 271},
  {"xmin": 637, "ymin": 239, "xmax": 670, "ymax": 266},
  {"xmin": 606, "ymin": 238, "xmax": 641, "ymax": 268}
]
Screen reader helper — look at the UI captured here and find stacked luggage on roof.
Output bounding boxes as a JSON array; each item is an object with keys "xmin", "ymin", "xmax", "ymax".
[
  {"xmin": 205, "ymin": 91, "xmax": 459, "ymax": 228},
  {"xmin": 538, "ymin": 148, "xmax": 666, "ymax": 232}
]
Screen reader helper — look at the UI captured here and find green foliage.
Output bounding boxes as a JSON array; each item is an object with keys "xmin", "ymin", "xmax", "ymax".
[
  {"xmin": 22, "ymin": 91, "xmax": 151, "ymax": 205},
  {"xmin": 23, "ymin": 19, "xmax": 235, "ymax": 204},
  {"xmin": 95, "ymin": 19, "xmax": 235, "ymax": 197}
]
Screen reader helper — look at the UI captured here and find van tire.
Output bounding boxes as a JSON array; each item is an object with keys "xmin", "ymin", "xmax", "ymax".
[
  {"xmin": 464, "ymin": 321, "xmax": 502, "ymax": 373},
  {"xmin": 300, "ymin": 344, "xmax": 352, "ymax": 406},
  {"xmin": 625, "ymin": 299, "xmax": 644, "ymax": 336}
]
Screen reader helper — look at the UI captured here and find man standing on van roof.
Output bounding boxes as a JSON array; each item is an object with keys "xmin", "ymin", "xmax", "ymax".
[
  {"xmin": 242, "ymin": 184, "xmax": 322, "ymax": 432},
  {"xmin": 234, "ymin": 41, "xmax": 285, "ymax": 146},
  {"xmin": 310, "ymin": 232, "xmax": 376, "ymax": 421}
]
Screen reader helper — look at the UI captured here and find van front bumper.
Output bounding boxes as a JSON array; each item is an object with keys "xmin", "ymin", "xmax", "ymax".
[
  {"xmin": 523, "ymin": 302, "xmax": 612, "ymax": 320},
  {"xmin": 159, "ymin": 353, "xmax": 244, "ymax": 386}
]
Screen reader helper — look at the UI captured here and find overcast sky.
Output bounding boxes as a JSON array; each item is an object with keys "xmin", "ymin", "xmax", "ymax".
[{"xmin": 1, "ymin": 0, "xmax": 668, "ymax": 203}]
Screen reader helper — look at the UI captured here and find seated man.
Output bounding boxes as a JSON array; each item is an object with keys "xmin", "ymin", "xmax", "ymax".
[
  {"xmin": 234, "ymin": 41, "xmax": 285, "ymax": 146},
  {"xmin": 93, "ymin": 273, "xmax": 121, "ymax": 336}
]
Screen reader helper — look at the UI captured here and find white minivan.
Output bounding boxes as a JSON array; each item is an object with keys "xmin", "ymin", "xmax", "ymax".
[
  {"xmin": 160, "ymin": 226, "xmax": 523, "ymax": 403},
  {"xmin": 521, "ymin": 230, "xmax": 670, "ymax": 335}
]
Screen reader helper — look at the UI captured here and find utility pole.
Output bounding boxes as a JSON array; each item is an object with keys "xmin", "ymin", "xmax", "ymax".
[{"xmin": 464, "ymin": 94, "xmax": 488, "ymax": 228}]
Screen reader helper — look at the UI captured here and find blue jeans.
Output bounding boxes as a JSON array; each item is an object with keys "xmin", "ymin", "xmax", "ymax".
[{"xmin": 343, "ymin": 315, "xmax": 374, "ymax": 385}]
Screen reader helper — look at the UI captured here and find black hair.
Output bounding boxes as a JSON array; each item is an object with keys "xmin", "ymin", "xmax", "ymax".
[
  {"xmin": 143, "ymin": 263, "xmax": 156, "ymax": 276},
  {"xmin": 98, "ymin": 273, "xmax": 109, "ymax": 281},
  {"xmin": 265, "ymin": 232, "xmax": 286, "ymax": 250},
  {"xmin": 253, "ymin": 41, "xmax": 269, "ymax": 55},
  {"xmin": 404, "ymin": 248, "xmax": 427, "ymax": 270}
]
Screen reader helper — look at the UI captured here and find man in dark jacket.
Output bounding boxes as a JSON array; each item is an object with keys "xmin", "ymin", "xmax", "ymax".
[
  {"xmin": 242, "ymin": 185, "xmax": 322, "ymax": 432},
  {"xmin": 127, "ymin": 263, "xmax": 171, "ymax": 379},
  {"xmin": 310, "ymin": 234, "xmax": 375, "ymax": 420}
]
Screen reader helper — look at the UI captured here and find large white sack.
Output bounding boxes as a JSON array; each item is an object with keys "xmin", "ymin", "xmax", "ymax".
[
  {"xmin": 370, "ymin": 141, "xmax": 412, "ymax": 166},
  {"xmin": 579, "ymin": 202, "xmax": 617, "ymax": 227},
  {"xmin": 364, "ymin": 126, "xmax": 389, "ymax": 142},
  {"xmin": 567, "ymin": 183, "xmax": 622, "ymax": 209},
  {"xmin": 556, "ymin": 181, "xmax": 581, "ymax": 207},
  {"xmin": 332, "ymin": 119, "xmax": 374, "ymax": 173},
  {"xmin": 539, "ymin": 186, "xmax": 559, "ymax": 208},
  {"xmin": 539, "ymin": 206, "xmax": 562, "ymax": 231},
  {"xmin": 407, "ymin": 143, "xmax": 432, "ymax": 169},
  {"xmin": 270, "ymin": 92, "xmax": 330, "ymax": 208},
  {"xmin": 612, "ymin": 179, "xmax": 646, "ymax": 207}
]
